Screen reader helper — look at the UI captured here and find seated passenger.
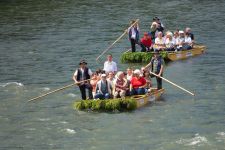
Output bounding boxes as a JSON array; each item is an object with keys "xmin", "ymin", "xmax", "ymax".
[
  {"xmin": 165, "ymin": 32, "xmax": 175, "ymax": 51},
  {"xmin": 153, "ymin": 32, "xmax": 166, "ymax": 51},
  {"xmin": 140, "ymin": 32, "xmax": 153, "ymax": 52},
  {"xmin": 107, "ymin": 71, "xmax": 115, "ymax": 84},
  {"xmin": 94, "ymin": 74, "xmax": 112, "ymax": 100},
  {"xmin": 177, "ymin": 30, "xmax": 193, "ymax": 50},
  {"xmin": 184, "ymin": 31, "xmax": 193, "ymax": 49},
  {"xmin": 143, "ymin": 69, "xmax": 152, "ymax": 91},
  {"xmin": 113, "ymin": 71, "xmax": 128, "ymax": 99},
  {"xmin": 126, "ymin": 67, "xmax": 133, "ymax": 82},
  {"xmin": 185, "ymin": 27, "xmax": 194, "ymax": 41},
  {"xmin": 150, "ymin": 22, "xmax": 158, "ymax": 42},
  {"xmin": 173, "ymin": 30, "xmax": 179, "ymax": 50},
  {"xmin": 90, "ymin": 72, "xmax": 99, "ymax": 97},
  {"xmin": 130, "ymin": 69, "xmax": 147, "ymax": 95}
]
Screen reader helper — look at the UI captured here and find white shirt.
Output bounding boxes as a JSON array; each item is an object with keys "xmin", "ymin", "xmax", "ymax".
[
  {"xmin": 128, "ymin": 26, "xmax": 140, "ymax": 40},
  {"xmin": 185, "ymin": 36, "xmax": 192, "ymax": 44},
  {"xmin": 103, "ymin": 61, "xmax": 117, "ymax": 73},
  {"xmin": 174, "ymin": 37, "xmax": 179, "ymax": 46},
  {"xmin": 154, "ymin": 37, "xmax": 165, "ymax": 49},
  {"xmin": 165, "ymin": 38, "xmax": 175, "ymax": 48},
  {"xmin": 74, "ymin": 68, "xmax": 92, "ymax": 80},
  {"xmin": 131, "ymin": 28, "xmax": 136, "ymax": 39},
  {"xmin": 178, "ymin": 37, "xmax": 185, "ymax": 48}
]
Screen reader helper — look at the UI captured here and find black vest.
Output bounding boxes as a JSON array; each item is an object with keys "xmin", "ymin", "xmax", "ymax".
[{"xmin": 76, "ymin": 68, "xmax": 90, "ymax": 81}]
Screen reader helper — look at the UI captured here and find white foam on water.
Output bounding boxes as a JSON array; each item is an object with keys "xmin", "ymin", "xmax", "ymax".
[
  {"xmin": 60, "ymin": 121, "xmax": 68, "ymax": 124},
  {"xmin": 216, "ymin": 132, "xmax": 225, "ymax": 142},
  {"xmin": 26, "ymin": 128, "xmax": 36, "ymax": 131},
  {"xmin": 38, "ymin": 118, "xmax": 50, "ymax": 122},
  {"xmin": 65, "ymin": 128, "xmax": 76, "ymax": 134},
  {"xmin": 67, "ymin": 93, "xmax": 77, "ymax": 98},
  {"xmin": 176, "ymin": 133, "xmax": 208, "ymax": 146},
  {"xmin": 217, "ymin": 132, "xmax": 225, "ymax": 136},
  {"xmin": 0, "ymin": 82, "xmax": 24, "ymax": 88},
  {"xmin": 40, "ymin": 87, "xmax": 50, "ymax": 91}
]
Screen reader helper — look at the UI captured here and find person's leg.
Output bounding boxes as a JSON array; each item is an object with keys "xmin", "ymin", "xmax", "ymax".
[
  {"xmin": 186, "ymin": 45, "xmax": 192, "ymax": 50},
  {"xmin": 104, "ymin": 93, "xmax": 110, "ymax": 99},
  {"xmin": 131, "ymin": 39, "xmax": 136, "ymax": 52},
  {"xmin": 140, "ymin": 43, "xmax": 146, "ymax": 52},
  {"xmin": 137, "ymin": 88, "xmax": 145, "ymax": 95},
  {"xmin": 79, "ymin": 85, "xmax": 86, "ymax": 100},
  {"xmin": 114, "ymin": 91, "xmax": 119, "ymax": 99},
  {"xmin": 131, "ymin": 88, "xmax": 138, "ymax": 95},
  {"xmin": 94, "ymin": 93, "xmax": 104, "ymax": 99},
  {"xmin": 120, "ymin": 90, "xmax": 126, "ymax": 98},
  {"xmin": 166, "ymin": 47, "xmax": 175, "ymax": 51},
  {"xmin": 86, "ymin": 84, "xmax": 93, "ymax": 99},
  {"xmin": 156, "ymin": 76, "xmax": 162, "ymax": 89}
]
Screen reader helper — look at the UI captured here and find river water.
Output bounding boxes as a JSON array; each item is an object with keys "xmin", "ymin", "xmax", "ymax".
[{"xmin": 0, "ymin": 0, "xmax": 225, "ymax": 149}]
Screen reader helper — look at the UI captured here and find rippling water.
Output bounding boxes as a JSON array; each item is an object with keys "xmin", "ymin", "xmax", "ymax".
[{"xmin": 0, "ymin": 0, "xmax": 225, "ymax": 149}]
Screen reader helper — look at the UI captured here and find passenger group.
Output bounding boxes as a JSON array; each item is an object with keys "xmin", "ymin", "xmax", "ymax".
[
  {"xmin": 128, "ymin": 17, "xmax": 195, "ymax": 52},
  {"xmin": 72, "ymin": 17, "xmax": 194, "ymax": 100},
  {"xmin": 73, "ymin": 52, "xmax": 164, "ymax": 100}
]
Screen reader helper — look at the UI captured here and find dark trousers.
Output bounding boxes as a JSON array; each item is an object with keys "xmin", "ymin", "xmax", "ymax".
[
  {"xmin": 140, "ymin": 43, "xmax": 152, "ymax": 52},
  {"xmin": 156, "ymin": 76, "xmax": 162, "ymax": 89},
  {"xmin": 79, "ymin": 84, "xmax": 93, "ymax": 100},
  {"xmin": 151, "ymin": 73, "xmax": 163, "ymax": 89},
  {"xmin": 130, "ymin": 39, "xmax": 137, "ymax": 52},
  {"xmin": 131, "ymin": 88, "xmax": 145, "ymax": 95}
]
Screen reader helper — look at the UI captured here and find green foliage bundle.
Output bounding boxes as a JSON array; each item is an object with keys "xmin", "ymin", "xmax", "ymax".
[
  {"xmin": 120, "ymin": 51, "xmax": 168, "ymax": 63},
  {"xmin": 73, "ymin": 98, "xmax": 137, "ymax": 112}
]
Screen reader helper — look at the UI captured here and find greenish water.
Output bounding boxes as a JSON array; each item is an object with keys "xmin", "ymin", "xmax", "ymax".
[{"xmin": 0, "ymin": 0, "xmax": 225, "ymax": 149}]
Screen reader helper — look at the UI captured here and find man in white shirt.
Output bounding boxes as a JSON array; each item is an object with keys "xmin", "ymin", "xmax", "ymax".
[
  {"xmin": 128, "ymin": 20, "xmax": 140, "ymax": 52},
  {"xmin": 103, "ymin": 54, "xmax": 117, "ymax": 74}
]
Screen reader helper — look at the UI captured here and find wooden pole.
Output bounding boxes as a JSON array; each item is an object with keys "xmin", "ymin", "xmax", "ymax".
[
  {"xmin": 96, "ymin": 19, "xmax": 139, "ymax": 61},
  {"xmin": 28, "ymin": 79, "xmax": 91, "ymax": 102},
  {"xmin": 150, "ymin": 71, "xmax": 195, "ymax": 96}
]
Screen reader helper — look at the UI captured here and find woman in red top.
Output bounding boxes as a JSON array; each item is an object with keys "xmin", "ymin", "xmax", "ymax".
[
  {"xmin": 140, "ymin": 32, "xmax": 153, "ymax": 52},
  {"xmin": 130, "ymin": 69, "xmax": 147, "ymax": 95}
]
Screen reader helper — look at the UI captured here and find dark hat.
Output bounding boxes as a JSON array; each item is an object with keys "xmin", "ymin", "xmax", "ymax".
[
  {"xmin": 79, "ymin": 60, "xmax": 87, "ymax": 65},
  {"xmin": 153, "ymin": 17, "xmax": 160, "ymax": 21}
]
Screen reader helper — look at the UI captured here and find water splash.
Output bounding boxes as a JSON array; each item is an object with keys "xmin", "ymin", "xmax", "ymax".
[
  {"xmin": 216, "ymin": 132, "xmax": 225, "ymax": 142},
  {"xmin": 65, "ymin": 128, "xmax": 76, "ymax": 134},
  {"xmin": 67, "ymin": 93, "xmax": 77, "ymax": 98},
  {"xmin": 38, "ymin": 118, "xmax": 50, "ymax": 122},
  {"xmin": 41, "ymin": 87, "xmax": 50, "ymax": 91},
  {"xmin": 176, "ymin": 133, "xmax": 208, "ymax": 146},
  {"xmin": 0, "ymin": 82, "xmax": 24, "ymax": 88}
]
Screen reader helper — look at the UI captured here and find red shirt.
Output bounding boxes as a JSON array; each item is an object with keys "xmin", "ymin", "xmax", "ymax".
[
  {"xmin": 141, "ymin": 37, "xmax": 152, "ymax": 47},
  {"xmin": 130, "ymin": 77, "xmax": 146, "ymax": 89}
]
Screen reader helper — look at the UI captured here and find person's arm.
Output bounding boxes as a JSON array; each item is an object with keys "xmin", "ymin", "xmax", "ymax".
[
  {"xmin": 158, "ymin": 60, "xmax": 164, "ymax": 76},
  {"xmin": 139, "ymin": 78, "xmax": 147, "ymax": 88},
  {"xmin": 144, "ymin": 59, "xmax": 153, "ymax": 70},
  {"xmin": 129, "ymin": 84, "xmax": 133, "ymax": 92},
  {"xmin": 95, "ymin": 83, "xmax": 99, "ymax": 94},
  {"xmin": 129, "ymin": 79, "xmax": 133, "ymax": 92},
  {"xmin": 114, "ymin": 62, "xmax": 117, "ymax": 73},
  {"xmin": 72, "ymin": 70, "xmax": 78, "ymax": 83},
  {"xmin": 103, "ymin": 62, "xmax": 106, "ymax": 72},
  {"xmin": 88, "ymin": 69, "xmax": 93, "ymax": 76}
]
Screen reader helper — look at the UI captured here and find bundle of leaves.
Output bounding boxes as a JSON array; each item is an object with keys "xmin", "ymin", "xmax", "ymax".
[
  {"xmin": 121, "ymin": 51, "xmax": 168, "ymax": 63},
  {"xmin": 73, "ymin": 98, "xmax": 137, "ymax": 112}
]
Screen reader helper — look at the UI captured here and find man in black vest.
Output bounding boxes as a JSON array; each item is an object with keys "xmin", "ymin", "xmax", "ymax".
[
  {"xmin": 144, "ymin": 50, "xmax": 164, "ymax": 89},
  {"xmin": 73, "ymin": 60, "xmax": 93, "ymax": 100}
]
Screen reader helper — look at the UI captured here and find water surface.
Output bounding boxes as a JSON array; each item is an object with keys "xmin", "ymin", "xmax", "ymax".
[{"xmin": 0, "ymin": 0, "xmax": 225, "ymax": 149}]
